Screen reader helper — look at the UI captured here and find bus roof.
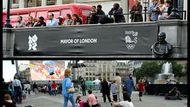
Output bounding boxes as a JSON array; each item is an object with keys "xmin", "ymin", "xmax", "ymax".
[{"xmin": 3, "ymin": 3, "xmax": 92, "ymax": 15}]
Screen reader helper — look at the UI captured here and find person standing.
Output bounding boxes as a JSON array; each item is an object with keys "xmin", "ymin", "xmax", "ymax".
[
  {"xmin": 89, "ymin": 6, "xmax": 98, "ymax": 24},
  {"xmin": 101, "ymin": 78, "xmax": 112, "ymax": 104},
  {"xmin": 108, "ymin": 3, "xmax": 125, "ymax": 23},
  {"xmin": 15, "ymin": 16, "xmax": 25, "ymax": 28},
  {"xmin": 51, "ymin": 81, "xmax": 57, "ymax": 96},
  {"xmin": 147, "ymin": 0, "xmax": 160, "ymax": 21},
  {"xmin": 81, "ymin": 78, "xmax": 86, "ymax": 96},
  {"xmin": 48, "ymin": 81, "xmax": 52, "ymax": 96},
  {"xmin": 130, "ymin": 0, "xmax": 143, "ymax": 22},
  {"xmin": 96, "ymin": 5, "xmax": 105, "ymax": 23},
  {"xmin": 12, "ymin": 77, "xmax": 22, "ymax": 104},
  {"xmin": 47, "ymin": 13, "xmax": 58, "ymax": 26},
  {"xmin": 62, "ymin": 69, "xmax": 76, "ymax": 107},
  {"xmin": 110, "ymin": 80, "xmax": 118, "ymax": 102},
  {"xmin": 33, "ymin": 82, "xmax": 38, "ymax": 95},
  {"xmin": 115, "ymin": 72, "xmax": 122, "ymax": 101},
  {"xmin": 137, "ymin": 79, "xmax": 145, "ymax": 101},
  {"xmin": 123, "ymin": 75, "xmax": 135, "ymax": 98}
]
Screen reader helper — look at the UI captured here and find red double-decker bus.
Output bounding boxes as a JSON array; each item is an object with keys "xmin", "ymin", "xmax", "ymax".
[{"xmin": 3, "ymin": 3, "xmax": 92, "ymax": 27}]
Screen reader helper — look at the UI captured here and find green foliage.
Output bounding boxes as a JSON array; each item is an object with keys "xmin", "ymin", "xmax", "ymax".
[
  {"xmin": 168, "ymin": 61, "xmax": 185, "ymax": 78},
  {"xmin": 135, "ymin": 61, "xmax": 161, "ymax": 82}
]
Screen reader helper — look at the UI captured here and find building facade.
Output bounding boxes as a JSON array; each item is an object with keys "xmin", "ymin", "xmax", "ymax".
[
  {"xmin": 127, "ymin": 60, "xmax": 143, "ymax": 74},
  {"xmin": 116, "ymin": 61, "xmax": 129, "ymax": 80},
  {"xmin": 76, "ymin": 60, "xmax": 117, "ymax": 81}
]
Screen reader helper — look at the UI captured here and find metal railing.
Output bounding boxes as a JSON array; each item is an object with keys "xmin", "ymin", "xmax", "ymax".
[{"xmin": 96, "ymin": 10, "xmax": 187, "ymax": 23}]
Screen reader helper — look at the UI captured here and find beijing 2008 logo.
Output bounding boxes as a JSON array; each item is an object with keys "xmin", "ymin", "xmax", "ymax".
[{"xmin": 124, "ymin": 31, "xmax": 138, "ymax": 50}]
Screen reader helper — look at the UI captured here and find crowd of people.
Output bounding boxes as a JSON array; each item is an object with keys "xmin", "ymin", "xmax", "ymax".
[
  {"xmin": 6, "ymin": 0, "xmax": 174, "ymax": 28},
  {"xmin": 2, "ymin": 68, "xmax": 184, "ymax": 107}
]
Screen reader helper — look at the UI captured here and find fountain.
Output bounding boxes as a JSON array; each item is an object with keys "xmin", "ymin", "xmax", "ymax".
[{"xmin": 154, "ymin": 62, "xmax": 175, "ymax": 84}]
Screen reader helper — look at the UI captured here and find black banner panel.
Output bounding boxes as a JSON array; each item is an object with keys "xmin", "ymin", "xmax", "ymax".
[{"xmin": 14, "ymin": 24, "xmax": 158, "ymax": 56}]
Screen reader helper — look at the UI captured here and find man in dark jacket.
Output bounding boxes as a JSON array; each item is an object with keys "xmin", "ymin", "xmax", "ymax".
[
  {"xmin": 109, "ymin": 3, "xmax": 125, "ymax": 23},
  {"xmin": 101, "ymin": 78, "xmax": 112, "ymax": 104},
  {"xmin": 96, "ymin": 5, "xmax": 106, "ymax": 23}
]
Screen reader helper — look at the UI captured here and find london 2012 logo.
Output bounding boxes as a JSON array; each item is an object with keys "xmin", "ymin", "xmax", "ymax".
[
  {"xmin": 124, "ymin": 31, "xmax": 138, "ymax": 50},
  {"xmin": 28, "ymin": 34, "xmax": 38, "ymax": 51}
]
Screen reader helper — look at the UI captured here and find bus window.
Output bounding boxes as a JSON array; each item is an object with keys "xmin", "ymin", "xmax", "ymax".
[
  {"xmin": 20, "ymin": 14, "xmax": 29, "ymax": 22},
  {"xmin": 37, "ymin": 11, "xmax": 48, "ymax": 19},
  {"xmin": 10, "ymin": 15, "xmax": 19, "ymax": 27},
  {"xmin": 30, "ymin": 12, "xmax": 36, "ymax": 18},
  {"xmin": 48, "ymin": 11, "xmax": 60, "ymax": 19},
  {"xmin": 82, "ymin": 10, "xmax": 91, "ymax": 17},
  {"xmin": 61, "ymin": 9, "xmax": 72, "ymax": 18}
]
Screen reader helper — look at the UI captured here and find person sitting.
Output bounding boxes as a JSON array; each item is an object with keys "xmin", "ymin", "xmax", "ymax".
[
  {"xmin": 87, "ymin": 90, "xmax": 99, "ymax": 107},
  {"xmin": 47, "ymin": 13, "xmax": 58, "ymax": 26},
  {"xmin": 72, "ymin": 14, "xmax": 82, "ymax": 25},
  {"xmin": 165, "ymin": 87, "xmax": 182, "ymax": 100},
  {"xmin": 63, "ymin": 14, "xmax": 73, "ymax": 26},
  {"xmin": 34, "ymin": 16, "xmax": 46, "ymax": 27},
  {"xmin": 26, "ymin": 16, "xmax": 34, "ymax": 27},
  {"xmin": 2, "ymin": 94, "xmax": 16, "ymax": 107},
  {"xmin": 15, "ymin": 16, "xmax": 25, "ymax": 28},
  {"xmin": 112, "ymin": 93, "xmax": 134, "ymax": 107},
  {"xmin": 76, "ymin": 95, "xmax": 86, "ymax": 107},
  {"xmin": 58, "ymin": 16, "xmax": 63, "ymax": 25}
]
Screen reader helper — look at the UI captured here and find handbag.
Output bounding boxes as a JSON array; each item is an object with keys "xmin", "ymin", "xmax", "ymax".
[
  {"xmin": 67, "ymin": 87, "xmax": 75, "ymax": 93},
  {"xmin": 65, "ymin": 78, "xmax": 75, "ymax": 93}
]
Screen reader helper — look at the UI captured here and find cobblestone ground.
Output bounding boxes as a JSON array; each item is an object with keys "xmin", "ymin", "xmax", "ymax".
[{"xmin": 18, "ymin": 91, "xmax": 187, "ymax": 107}]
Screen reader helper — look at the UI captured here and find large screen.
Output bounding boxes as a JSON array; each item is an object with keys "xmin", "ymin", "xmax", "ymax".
[{"xmin": 29, "ymin": 60, "xmax": 66, "ymax": 80}]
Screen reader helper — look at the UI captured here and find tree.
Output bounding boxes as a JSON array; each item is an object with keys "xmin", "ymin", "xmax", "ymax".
[
  {"xmin": 169, "ymin": 61, "xmax": 185, "ymax": 78},
  {"xmin": 135, "ymin": 61, "xmax": 161, "ymax": 82}
]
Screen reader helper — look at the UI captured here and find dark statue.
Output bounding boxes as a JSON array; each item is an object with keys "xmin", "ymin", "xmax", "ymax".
[{"xmin": 151, "ymin": 32, "xmax": 173, "ymax": 58}]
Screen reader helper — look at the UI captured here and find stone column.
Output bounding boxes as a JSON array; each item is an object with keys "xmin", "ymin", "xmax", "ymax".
[
  {"xmin": 41, "ymin": 0, "xmax": 47, "ymax": 6},
  {"xmin": 56, "ymin": 0, "xmax": 63, "ymax": 5},
  {"xmin": 121, "ymin": 0, "xmax": 129, "ymax": 22},
  {"xmin": 19, "ymin": 0, "xmax": 25, "ymax": 8}
]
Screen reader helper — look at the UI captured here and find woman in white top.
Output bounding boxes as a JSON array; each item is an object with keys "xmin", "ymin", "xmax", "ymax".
[
  {"xmin": 63, "ymin": 14, "xmax": 73, "ymax": 26},
  {"xmin": 113, "ymin": 93, "xmax": 134, "ymax": 107}
]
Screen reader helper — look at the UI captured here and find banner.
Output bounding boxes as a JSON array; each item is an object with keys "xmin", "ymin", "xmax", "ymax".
[{"xmin": 14, "ymin": 23, "xmax": 158, "ymax": 56}]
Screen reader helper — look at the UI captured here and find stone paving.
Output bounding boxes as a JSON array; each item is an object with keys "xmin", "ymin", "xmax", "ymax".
[{"xmin": 18, "ymin": 91, "xmax": 187, "ymax": 107}]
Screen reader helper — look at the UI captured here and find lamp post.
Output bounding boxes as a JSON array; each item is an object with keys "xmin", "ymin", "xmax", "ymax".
[
  {"xmin": 143, "ymin": 0, "xmax": 148, "ymax": 22},
  {"xmin": 169, "ymin": 0, "xmax": 180, "ymax": 19},
  {"xmin": 5, "ymin": 0, "xmax": 12, "ymax": 28}
]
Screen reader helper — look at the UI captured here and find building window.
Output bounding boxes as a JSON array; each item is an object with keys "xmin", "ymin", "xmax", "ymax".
[
  {"xmin": 13, "ymin": 0, "xmax": 19, "ymax": 3},
  {"xmin": 47, "ymin": 0, "xmax": 56, "ymax": 5},
  {"xmin": 86, "ymin": 73, "xmax": 88, "ymax": 75}
]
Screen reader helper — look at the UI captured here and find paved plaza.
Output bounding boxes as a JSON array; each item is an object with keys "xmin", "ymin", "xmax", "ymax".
[{"xmin": 18, "ymin": 91, "xmax": 187, "ymax": 107}]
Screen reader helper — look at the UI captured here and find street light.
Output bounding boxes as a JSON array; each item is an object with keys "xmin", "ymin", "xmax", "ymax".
[
  {"xmin": 143, "ymin": 0, "xmax": 149, "ymax": 22},
  {"xmin": 5, "ymin": 0, "xmax": 12, "ymax": 28},
  {"xmin": 169, "ymin": 0, "xmax": 180, "ymax": 19}
]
